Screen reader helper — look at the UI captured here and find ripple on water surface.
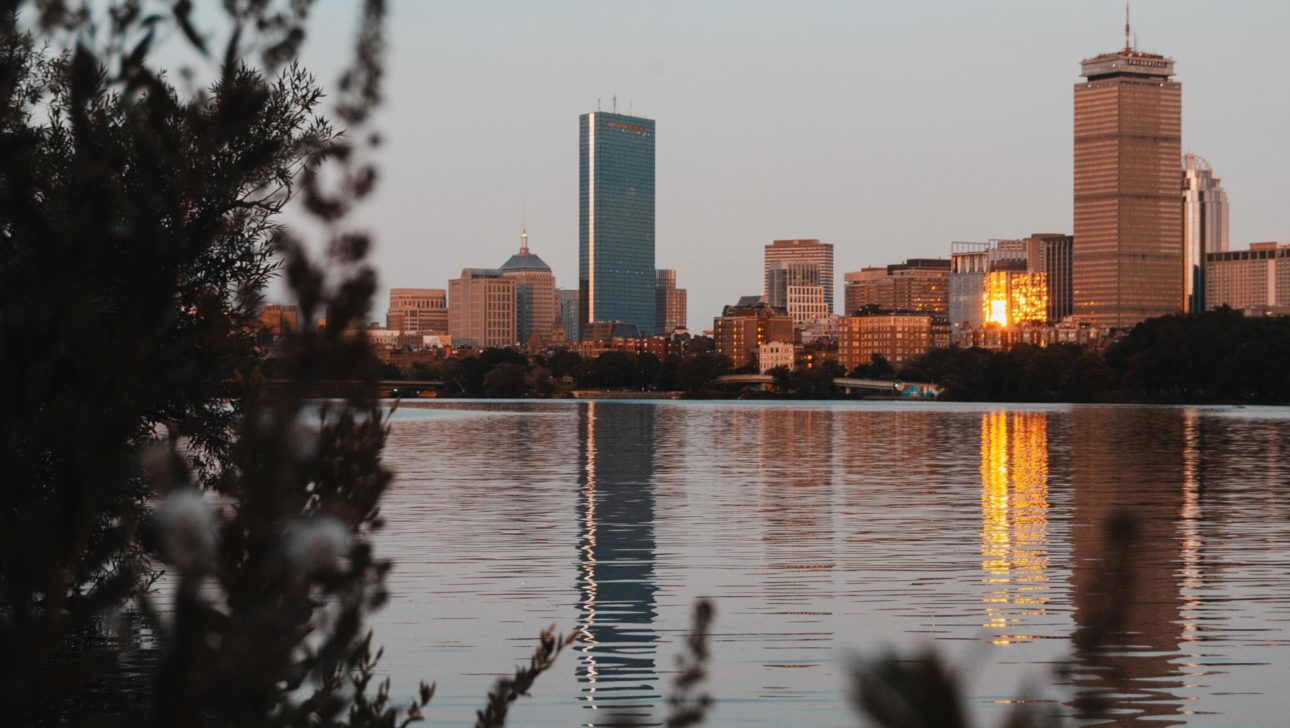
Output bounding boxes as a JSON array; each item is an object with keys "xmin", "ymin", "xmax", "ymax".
[{"xmin": 371, "ymin": 400, "xmax": 1290, "ymax": 727}]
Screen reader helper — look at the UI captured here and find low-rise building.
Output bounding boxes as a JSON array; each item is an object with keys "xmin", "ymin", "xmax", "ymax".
[
  {"xmin": 843, "ymin": 258, "xmax": 949, "ymax": 315},
  {"xmin": 838, "ymin": 311, "xmax": 936, "ymax": 371},
  {"xmin": 1205, "ymin": 243, "xmax": 1290, "ymax": 313},
  {"xmin": 713, "ymin": 300, "xmax": 795, "ymax": 369},
  {"xmin": 386, "ymin": 288, "xmax": 448, "ymax": 334},
  {"xmin": 757, "ymin": 341, "xmax": 796, "ymax": 373}
]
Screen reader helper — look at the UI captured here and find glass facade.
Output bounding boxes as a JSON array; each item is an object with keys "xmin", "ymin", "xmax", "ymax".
[{"xmin": 580, "ymin": 112, "xmax": 656, "ymax": 337}]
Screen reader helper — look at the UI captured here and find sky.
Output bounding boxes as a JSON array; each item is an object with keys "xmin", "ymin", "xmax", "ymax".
[{"xmin": 288, "ymin": 0, "xmax": 1290, "ymax": 328}]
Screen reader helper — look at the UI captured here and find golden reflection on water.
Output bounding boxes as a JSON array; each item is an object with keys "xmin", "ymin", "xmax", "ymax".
[{"xmin": 979, "ymin": 411, "xmax": 1050, "ymax": 645}]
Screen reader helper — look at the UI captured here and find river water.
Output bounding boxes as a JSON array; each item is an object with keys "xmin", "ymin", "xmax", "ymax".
[{"xmin": 372, "ymin": 400, "xmax": 1290, "ymax": 726}]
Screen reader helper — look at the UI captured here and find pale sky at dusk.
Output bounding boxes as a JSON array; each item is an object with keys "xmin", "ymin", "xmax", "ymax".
[{"xmin": 292, "ymin": 0, "xmax": 1290, "ymax": 327}]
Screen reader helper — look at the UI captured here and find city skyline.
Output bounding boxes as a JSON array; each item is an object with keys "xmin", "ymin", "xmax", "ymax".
[{"xmin": 283, "ymin": 1, "xmax": 1289, "ymax": 328}]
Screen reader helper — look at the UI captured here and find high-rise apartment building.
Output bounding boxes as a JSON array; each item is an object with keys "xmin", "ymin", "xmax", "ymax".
[
  {"xmin": 1073, "ymin": 32, "xmax": 1183, "ymax": 328},
  {"xmin": 556, "ymin": 289, "xmax": 580, "ymax": 343},
  {"xmin": 1205, "ymin": 243, "xmax": 1290, "ymax": 314},
  {"xmin": 654, "ymin": 269, "xmax": 687, "ymax": 334},
  {"xmin": 386, "ymin": 288, "xmax": 448, "ymax": 334},
  {"xmin": 448, "ymin": 268, "xmax": 516, "ymax": 349},
  {"xmin": 1024, "ymin": 234, "xmax": 1074, "ymax": 323},
  {"xmin": 580, "ymin": 111, "xmax": 656, "ymax": 336},
  {"xmin": 763, "ymin": 239, "xmax": 834, "ymax": 313},
  {"xmin": 499, "ymin": 229, "xmax": 557, "ymax": 347},
  {"xmin": 1183, "ymin": 154, "xmax": 1230, "ymax": 313},
  {"xmin": 842, "ymin": 258, "xmax": 949, "ymax": 316},
  {"xmin": 767, "ymin": 260, "xmax": 828, "ymax": 326}
]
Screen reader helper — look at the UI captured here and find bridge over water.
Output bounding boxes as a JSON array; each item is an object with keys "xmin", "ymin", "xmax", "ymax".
[{"xmin": 715, "ymin": 374, "xmax": 942, "ymax": 399}]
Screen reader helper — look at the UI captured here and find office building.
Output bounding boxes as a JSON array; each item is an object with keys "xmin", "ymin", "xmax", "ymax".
[
  {"xmin": 949, "ymin": 240, "xmax": 1028, "ymax": 340},
  {"xmin": 1073, "ymin": 29, "xmax": 1183, "ymax": 328},
  {"xmin": 768, "ymin": 260, "xmax": 828, "ymax": 326},
  {"xmin": 499, "ymin": 229, "xmax": 557, "ymax": 348},
  {"xmin": 843, "ymin": 258, "xmax": 949, "ymax": 315},
  {"xmin": 713, "ymin": 300, "xmax": 794, "ymax": 369},
  {"xmin": 385, "ymin": 288, "xmax": 448, "ymax": 334},
  {"xmin": 557, "ymin": 289, "xmax": 580, "ymax": 343},
  {"xmin": 580, "ymin": 111, "xmax": 656, "ymax": 336},
  {"xmin": 1025, "ymin": 234, "xmax": 1074, "ymax": 323},
  {"xmin": 764, "ymin": 239, "xmax": 834, "ymax": 313},
  {"xmin": 447, "ymin": 268, "xmax": 516, "ymax": 349},
  {"xmin": 1205, "ymin": 243, "xmax": 1290, "ymax": 315},
  {"xmin": 982, "ymin": 271, "xmax": 1049, "ymax": 328},
  {"xmin": 654, "ymin": 269, "xmax": 687, "ymax": 335},
  {"xmin": 1183, "ymin": 154, "xmax": 1230, "ymax": 313}
]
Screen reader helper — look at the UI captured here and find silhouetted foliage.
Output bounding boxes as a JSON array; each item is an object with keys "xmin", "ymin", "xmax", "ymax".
[
  {"xmin": 850, "ymin": 353, "xmax": 894, "ymax": 380},
  {"xmin": 474, "ymin": 626, "xmax": 576, "ymax": 728},
  {"xmin": 901, "ymin": 310, "xmax": 1290, "ymax": 404},
  {"xmin": 675, "ymin": 353, "xmax": 733, "ymax": 395},
  {"xmin": 0, "ymin": 1, "xmax": 580, "ymax": 724}
]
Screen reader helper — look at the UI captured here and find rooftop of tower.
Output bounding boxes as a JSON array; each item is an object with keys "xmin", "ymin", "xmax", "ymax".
[{"xmin": 1080, "ymin": 48, "xmax": 1175, "ymax": 81}]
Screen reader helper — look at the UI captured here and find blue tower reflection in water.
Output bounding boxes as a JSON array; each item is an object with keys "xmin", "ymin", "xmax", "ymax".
[
  {"xmin": 978, "ymin": 411, "xmax": 1051, "ymax": 645},
  {"xmin": 576, "ymin": 402, "xmax": 659, "ymax": 721}
]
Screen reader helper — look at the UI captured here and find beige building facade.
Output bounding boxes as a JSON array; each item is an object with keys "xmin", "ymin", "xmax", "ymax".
[
  {"xmin": 1183, "ymin": 154, "xmax": 1230, "ymax": 313},
  {"xmin": 499, "ymin": 231, "xmax": 557, "ymax": 348},
  {"xmin": 386, "ymin": 288, "xmax": 448, "ymax": 334},
  {"xmin": 448, "ymin": 269, "xmax": 516, "ymax": 349},
  {"xmin": 1205, "ymin": 243, "xmax": 1290, "ymax": 314},
  {"xmin": 843, "ymin": 258, "xmax": 949, "ymax": 316},
  {"xmin": 655, "ymin": 269, "xmax": 688, "ymax": 335},
  {"xmin": 764, "ymin": 239, "xmax": 835, "ymax": 313}
]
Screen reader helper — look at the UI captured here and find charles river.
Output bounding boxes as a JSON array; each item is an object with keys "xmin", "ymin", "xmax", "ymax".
[{"xmin": 372, "ymin": 400, "xmax": 1290, "ymax": 726}]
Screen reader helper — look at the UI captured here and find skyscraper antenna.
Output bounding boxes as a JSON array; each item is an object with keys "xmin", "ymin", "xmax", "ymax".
[
  {"xmin": 597, "ymin": 98, "xmax": 601, "ymax": 112},
  {"xmin": 1125, "ymin": 0, "xmax": 1132, "ymax": 51},
  {"xmin": 612, "ymin": 94, "xmax": 617, "ymax": 113},
  {"xmin": 520, "ymin": 205, "xmax": 529, "ymax": 255}
]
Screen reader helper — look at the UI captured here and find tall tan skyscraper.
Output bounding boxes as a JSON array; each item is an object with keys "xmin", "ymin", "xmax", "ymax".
[
  {"xmin": 1073, "ymin": 25, "xmax": 1182, "ymax": 328},
  {"xmin": 448, "ymin": 268, "xmax": 516, "ymax": 349},
  {"xmin": 1182, "ymin": 154, "xmax": 1229, "ymax": 313},
  {"xmin": 763, "ymin": 239, "xmax": 834, "ymax": 313}
]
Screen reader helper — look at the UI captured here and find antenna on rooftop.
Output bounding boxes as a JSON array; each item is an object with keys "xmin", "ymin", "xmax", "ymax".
[
  {"xmin": 1125, "ymin": 0, "xmax": 1132, "ymax": 51},
  {"xmin": 597, "ymin": 97, "xmax": 601, "ymax": 111},
  {"xmin": 612, "ymin": 94, "xmax": 617, "ymax": 113},
  {"xmin": 520, "ymin": 205, "xmax": 528, "ymax": 254}
]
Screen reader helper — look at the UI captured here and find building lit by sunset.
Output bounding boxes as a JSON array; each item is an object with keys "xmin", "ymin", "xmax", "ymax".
[
  {"xmin": 982, "ymin": 271, "xmax": 1049, "ymax": 328},
  {"xmin": 1073, "ymin": 31, "xmax": 1183, "ymax": 328}
]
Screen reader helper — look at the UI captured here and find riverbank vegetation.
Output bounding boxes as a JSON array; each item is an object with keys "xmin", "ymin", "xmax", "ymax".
[
  {"xmin": 901, "ymin": 308, "xmax": 1290, "ymax": 404},
  {"xmin": 373, "ymin": 307, "xmax": 1290, "ymax": 404}
]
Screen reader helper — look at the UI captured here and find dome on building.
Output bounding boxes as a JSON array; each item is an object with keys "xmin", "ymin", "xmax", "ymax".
[{"xmin": 499, "ymin": 229, "xmax": 551, "ymax": 272}]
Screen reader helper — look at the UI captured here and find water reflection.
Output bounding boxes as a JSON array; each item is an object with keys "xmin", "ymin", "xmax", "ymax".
[
  {"xmin": 979, "ymin": 411, "xmax": 1051, "ymax": 645},
  {"xmin": 373, "ymin": 400, "xmax": 1290, "ymax": 726},
  {"xmin": 576, "ymin": 402, "xmax": 659, "ymax": 722},
  {"xmin": 1068, "ymin": 407, "xmax": 1187, "ymax": 726}
]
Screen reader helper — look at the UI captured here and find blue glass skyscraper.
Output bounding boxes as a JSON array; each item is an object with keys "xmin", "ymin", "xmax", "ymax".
[{"xmin": 579, "ymin": 111, "xmax": 655, "ymax": 337}]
